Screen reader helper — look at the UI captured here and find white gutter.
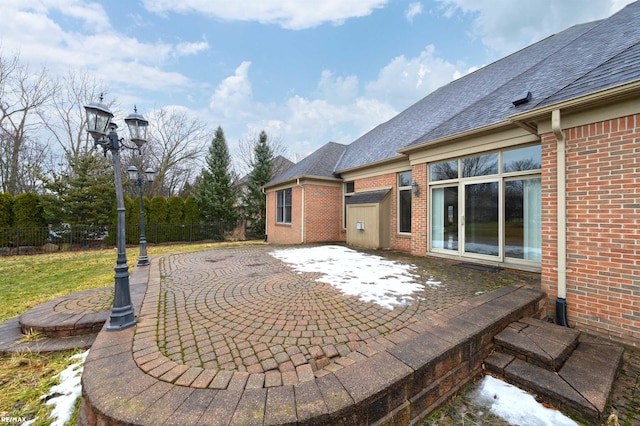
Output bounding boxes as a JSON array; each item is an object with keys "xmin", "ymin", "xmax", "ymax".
[
  {"xmin": 552, "ymin": 109, "xmax": 569, "ymax": 325},
  {"xmin": 297, "ymin": 178, "xmax": 305, "ymax": 244}
]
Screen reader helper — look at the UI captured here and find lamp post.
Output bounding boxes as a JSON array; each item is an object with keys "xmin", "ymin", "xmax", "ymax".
[
  {"xmin": 84, "ymin": 97, "xmax": 148, "ymax": 331},
  {"xmin": 127, "ymin": 165, "xmax": 156, "ymax": 266}
]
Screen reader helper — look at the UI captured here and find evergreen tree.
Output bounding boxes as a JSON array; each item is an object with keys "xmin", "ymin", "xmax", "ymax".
[
  {"xmin": 13, "ymin": 192, "xmax": 45, "ymax": 228},
  {"xmin": 0, "ymin": 193, "xmax": 14, "ymax": 228},
  {"xmin": 197, "ymin": 126, "xmax": 238, "ymax": 223},
  {"xmin": 242, "ymin": 130, "xmax": 273, "ymax": 238},
  {"xmin": 167, "ymin": 196, "xmax": 184, "ymax": 223},
  {"xmin": 167, "ymin": 196, "xmax": 185, "ymax": 241},
  {"xmin": 149, "ymin": 196, "xmax": 168, "ymax": 224},
  {"xmin": 12, "ymin": 192, "xmax": 46, "ymax": 245},
  {"xmin": 183, "ymin": 196, "xmax": 200, "ymax": 223},
  {"xmin": 43, "ymin": 149, "xmax": 115, "ymax": 225}
]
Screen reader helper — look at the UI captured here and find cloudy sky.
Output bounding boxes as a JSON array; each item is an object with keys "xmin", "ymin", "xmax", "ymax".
[{"xmin": 0, "ymin": 0, "xmax": 634, "ymax": 165}]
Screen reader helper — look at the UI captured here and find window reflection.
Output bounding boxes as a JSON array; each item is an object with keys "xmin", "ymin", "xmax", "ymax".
[
  {"xmin": 503, "ymin": 145, "xmax": 541, "ymax": 172},
  {"xmin": 462, "ymin": 153, "xmax": 498, "ymax": 177},
  {"xmin": 430, "ymin": 160, "xmax": 458, "ymax": 181}
]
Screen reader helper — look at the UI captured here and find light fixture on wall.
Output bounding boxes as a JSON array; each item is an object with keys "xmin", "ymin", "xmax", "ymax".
[{"xmin": 411, "ymin": 181, "xmax": 420, "ymax": 197}]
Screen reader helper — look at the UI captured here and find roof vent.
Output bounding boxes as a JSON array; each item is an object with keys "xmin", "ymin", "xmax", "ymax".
[{"xmin": 512, "ymin": 91, "xmax": 532, "ymax": 106}]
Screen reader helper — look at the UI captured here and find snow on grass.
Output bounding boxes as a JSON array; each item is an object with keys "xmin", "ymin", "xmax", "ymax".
[
  {"xmin": 270, "ymin": 245, "xmax": 428, "ymax": 309},
  {"xmin": 471, "ymin": 375, "xmax": 578, "ymax": 426},
  {"xmin": 39, "ymin": 350, "xmax": 89, "ymax": 426}
]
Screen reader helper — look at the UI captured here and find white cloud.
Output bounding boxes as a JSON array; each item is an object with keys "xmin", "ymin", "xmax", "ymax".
[
  {"xmin": 436, "ymin": 0, "xmax": 636, "ymax": 55},
  {"xmin": 0, "ymin": 2, "xmax": 204, "ymax": 97},
  {"xmin": 365, "ymin": 45, "xmax": 463, "ymax": 110},
  {"xmin": 142, "ymin": 0, "xmax": 388, "ymax": 30},
  {"xmin": 405, "ymin": 2, "xmax": 423, "ymax": 22},
  {"xmin": 315, "ymin": 70, "xmax": 359, "ymax": 104},
  {"xmin": 209, "ymin": 40, "xmax": 476, "ymax": 164},
  {"xmin": 174, "ymin": 39, "xmax": 210, "ymax": 57},
  {"xmin": 209, "ymin": 61, "xmax": 253, "ymax": 117}
]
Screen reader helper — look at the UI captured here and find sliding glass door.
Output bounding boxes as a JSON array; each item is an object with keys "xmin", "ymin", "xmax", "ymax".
[
  {"xmin": 464, "ymin": 181, "xmax": 499, "ymax": 258},
  {"xmin": 428, "ymin": 146, "xmax": 542, "ymax": 266},
  {"xmin": 431, "ymin": 186, "xmax": 458, "ymax": 251},
  {"xmin": 504, "ymin": 178, "xmax": 541, "ymax": 261}
]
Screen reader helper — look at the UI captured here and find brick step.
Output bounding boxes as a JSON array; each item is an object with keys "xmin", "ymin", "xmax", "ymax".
[
  {"xmin": 485, "ymin": 334, "xmax": 624, "ymax": 424},
  {"xmin": 494, "ymin": 317, "xmax": 580, "ymax": 371}
]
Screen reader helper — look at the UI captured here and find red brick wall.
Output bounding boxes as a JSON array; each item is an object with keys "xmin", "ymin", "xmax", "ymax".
[
  {"xmin": 266, "ymin": 186, "xmax": 302, "ymax": 245},
  {"xmin": 304, "ymin": 183, "xmax": 344, "ymax": 243},
  {"xmin": 266, "ymin": 183, "xmax": 345, "ymax": 245},
  {"xmin": 411, "ymin": 163, "xmax": 428, "ymax": 256},
  {"xmin": 541, "ymin": 113, "xmax": 640, "ymax": 347}
]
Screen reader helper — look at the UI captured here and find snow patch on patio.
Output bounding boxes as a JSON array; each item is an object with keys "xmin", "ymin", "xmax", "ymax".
[
  {"xmin": 270, "ymin": 245, "xmax": 429, "ymax": 309},
  {"xmin": 471, "ymin": 375, "xmax": 578, "ymax": 425}
]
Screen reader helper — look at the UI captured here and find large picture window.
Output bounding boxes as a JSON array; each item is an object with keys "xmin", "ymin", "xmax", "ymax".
[
  {"xmin": 276, "ymin": 188, "xmax": 292, "ymax": 224},
  {"xmin": 429, "ymin": 145, "xmax": 542, "ymax": 265},
  {"xmin": 398, "ymin": 171, "xmax": 412, "ymax": 233}
]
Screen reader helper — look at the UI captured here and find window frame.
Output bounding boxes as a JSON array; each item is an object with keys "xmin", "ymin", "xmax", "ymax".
[
  {"xmin": 427, "ymin": 144, "xmax": 542, "ymax": 266},
  {"xmin": 398, "ymin": 171, "xmax": 412, "ymax": 234},
  {"xmin": 276, "ymin": 188, "xmax": 292, "ymax": 224},
  {"xmin": 343, "ymin": 181, "xmax": 354, "ymax": 229}
]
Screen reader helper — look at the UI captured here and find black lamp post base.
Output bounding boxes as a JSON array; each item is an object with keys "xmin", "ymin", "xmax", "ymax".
[
  {"xmin": 137, "ymin": 257, "xmax": 150, "ymax": 266},
  {"xmin": 106, "ymin": 305, "xmax": 136, "ymax": 331}
]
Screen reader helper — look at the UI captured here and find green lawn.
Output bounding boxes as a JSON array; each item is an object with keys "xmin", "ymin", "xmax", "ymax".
[{"xmin": 0, "ymin": 241, "xmax": 256, "ymax": 425}]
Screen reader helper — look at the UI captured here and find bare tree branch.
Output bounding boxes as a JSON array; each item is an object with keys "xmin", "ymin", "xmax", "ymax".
[
  {"xmin": 145, "ymin": 107, "xmax": 209, "ymax": 196},
  {"xmin": 39, "ymin": 68, "xmax": 111, "ymax": 167},
  {"xmin": 0, "ymin": 51, "xmax": 57, "ymax": 194}
]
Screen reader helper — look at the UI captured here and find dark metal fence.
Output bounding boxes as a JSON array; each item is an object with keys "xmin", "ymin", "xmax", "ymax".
[{"xmin": 0, "ymin": 221, "xmax": 243, "ymax": 256}]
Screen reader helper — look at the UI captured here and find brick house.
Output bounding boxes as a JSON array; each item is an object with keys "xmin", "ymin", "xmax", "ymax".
[{"xmin": 263, "ymin": 2, "xmax": 640, "ymax": 346}]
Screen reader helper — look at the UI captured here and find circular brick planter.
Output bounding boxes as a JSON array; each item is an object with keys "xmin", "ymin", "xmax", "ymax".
[{"xmin": 19, "ymin": 287, "xmax": 112, "ymax": 337}]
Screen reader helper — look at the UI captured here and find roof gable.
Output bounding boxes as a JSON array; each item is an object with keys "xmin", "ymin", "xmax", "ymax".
[{"xmin": 265, "ymin": 142, "xmax": 347, "ymax": 187}]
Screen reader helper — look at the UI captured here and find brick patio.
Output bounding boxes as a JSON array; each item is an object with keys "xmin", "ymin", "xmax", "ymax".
[{"xmin": 79, "ymin": 245, "xmax": 546, "ymax": 425}]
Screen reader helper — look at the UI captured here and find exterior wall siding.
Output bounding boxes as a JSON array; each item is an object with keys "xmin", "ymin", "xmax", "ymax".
[{"xmin": 541, "ymin": 113, "xmax": 640, "ymax": 347}]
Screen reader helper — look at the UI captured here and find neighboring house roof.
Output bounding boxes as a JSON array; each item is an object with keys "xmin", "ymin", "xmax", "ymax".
[
  {"xmin": 237, "ymin": 155, "xmax": 295, "ymax": 187},
  {"xmin": 265, "ymin": 142, "xmax": 347, "ymax": 187},
  {"xmin": 266, "ymin": 1, "xmax": 640, "ymax": 185}
]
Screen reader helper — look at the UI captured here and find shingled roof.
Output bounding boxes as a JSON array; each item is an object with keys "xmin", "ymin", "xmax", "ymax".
[
  {"xmin": 266, "ymin": 1, "xmax": 640, "ymax": 186},
  {"xmin": 265, "ymin": 141, "xmax": 347, "ymax": 186},
  {"xmin": 335, "ymin": 20, "xmax": 600, "ymax": 171},
  {"xmin": 408, "ymin": 2, "xmax": 640, "ymax": 147}
]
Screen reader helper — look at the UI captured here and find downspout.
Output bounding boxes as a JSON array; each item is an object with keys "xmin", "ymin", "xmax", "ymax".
[
  {"xmin": 297, "ymin": 178, "xmax": 305, "ymax": 244},
  {"xmin": 552, "ymin": 109, "xmax": 569, "ymax": 326},
  {"xmin": 262, "ymin": 188, "xmax": 268, "ymax": 242}
]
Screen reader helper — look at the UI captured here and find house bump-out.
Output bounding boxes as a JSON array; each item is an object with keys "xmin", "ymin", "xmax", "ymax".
[{"xmin": 263, "ymin": 2, "xmax": 640, "ymax": 347}]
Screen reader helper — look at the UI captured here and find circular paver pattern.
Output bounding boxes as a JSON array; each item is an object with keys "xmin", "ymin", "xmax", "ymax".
[
  {"xmin": 18, "ymin": 287, "xmax": 112, "ymax": 337},
  {"xmin": 134, "ymin": 245, "xmax": 540, "ymax": 388},
  {"xmin": 156, "ymin": 248, "xmax": 421, "ymax": 371},
  {"xmin": 52, "ymin": 288, "xmax": 113, "ymax": 314}
]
